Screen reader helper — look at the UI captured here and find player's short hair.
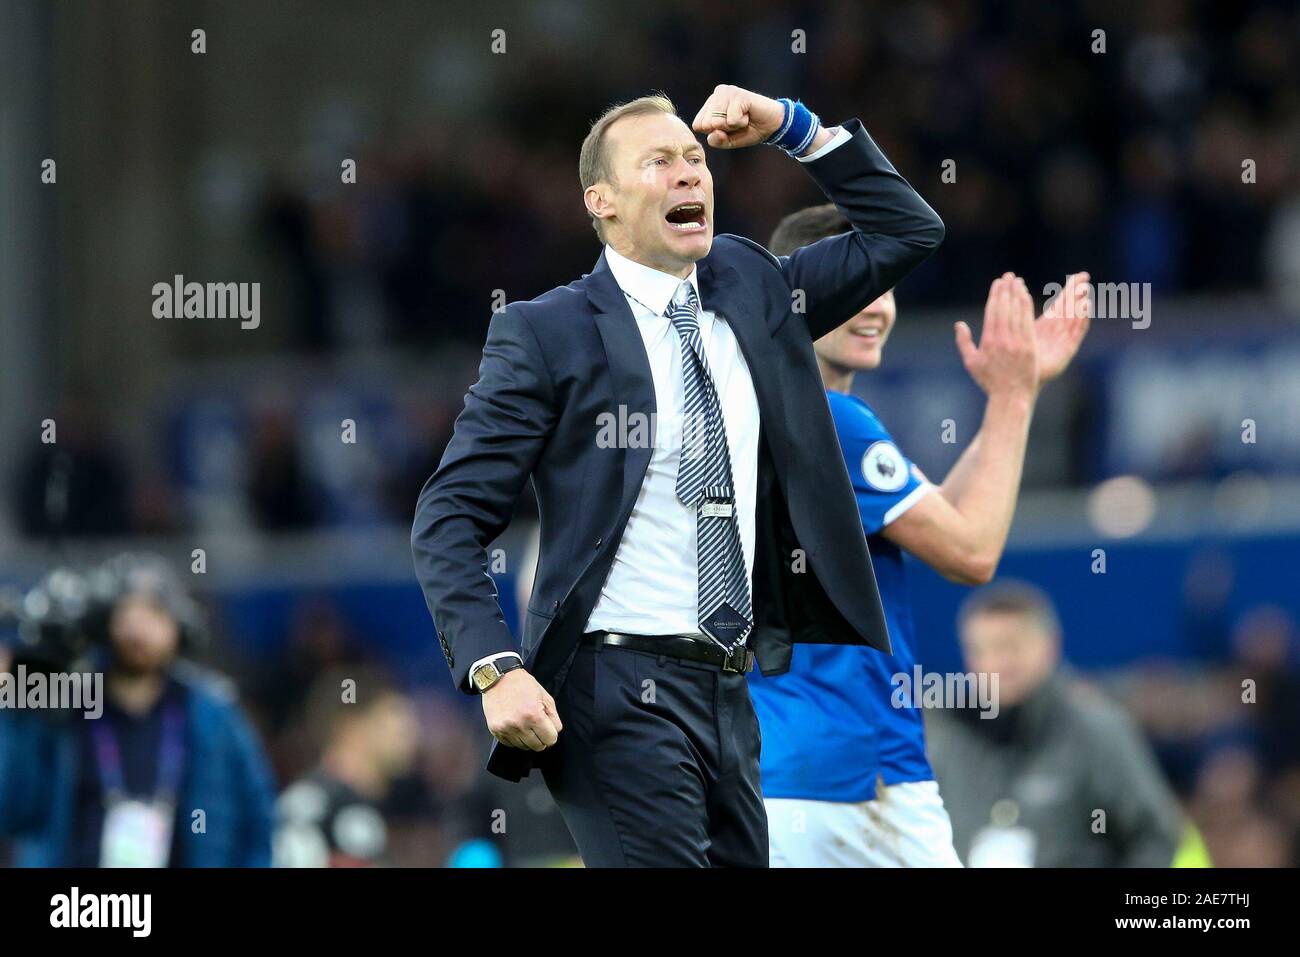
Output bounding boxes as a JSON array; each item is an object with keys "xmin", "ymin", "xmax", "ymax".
[
  {"xmin": 957, "ymin": 579, "xmax": 1063, "ymax": 639},
  {"xmin": 579, "ymin": 93, "xmax": 677, "ymax": 242},
  {"xmin": 767, "ymin": 202, "xmax": 851, "ymax": 256},
  {"xmin": 301, "ymin": 664, "xmax": 404, "ymax": 754}
]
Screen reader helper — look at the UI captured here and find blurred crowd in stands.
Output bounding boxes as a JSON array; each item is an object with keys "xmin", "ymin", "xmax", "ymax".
[
  {"xmin": 250, "ymin": 0, "xmax": 1300, "ymax": 353},
  {"xmin": 1114, "ymin": 601, "xmax": 1300, "ymax": 868},
  {"xmin": 8, "ymin": 567, "xmax": 1291, "ymax": 867},
  {"xmin": 12, "ymin": 392, "xmax": 463, "ymax": 539},
  {"xmin": 12, "ymin": 1, "xmax": 1300, "ymax": 540},
  {"xmin": 248, "ymin": 591, "xmax": 1300, "ymax": 867}
]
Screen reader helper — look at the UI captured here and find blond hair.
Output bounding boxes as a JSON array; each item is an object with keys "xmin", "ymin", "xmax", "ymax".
[{"xmin": 579, "ymin": 94, "xmax": 677, "ymax": 241}]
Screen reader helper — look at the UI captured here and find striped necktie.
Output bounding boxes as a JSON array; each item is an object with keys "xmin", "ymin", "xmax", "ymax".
[{"xmin": 666, "ymin": 281, "xmax": 753, "ymax": 653}]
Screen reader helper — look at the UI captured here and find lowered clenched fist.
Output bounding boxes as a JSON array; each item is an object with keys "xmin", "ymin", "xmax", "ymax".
[
  {"xmin": 691, "ymin": 85, "xmax": 787, "ymax": 150},
  {"xmin": 483, "ymin": 668, "xmax": 563, "ymax": 752}
]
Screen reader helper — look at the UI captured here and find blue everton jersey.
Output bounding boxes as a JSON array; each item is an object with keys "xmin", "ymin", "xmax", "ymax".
[{"xmin": 749, "ymin": 390, "xmax": 934, "ymax": 802}]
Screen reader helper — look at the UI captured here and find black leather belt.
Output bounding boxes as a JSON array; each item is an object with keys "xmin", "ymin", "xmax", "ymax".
[{"xmin": 582, "ymin": 630, "xmax": 754, "ymax": 673}]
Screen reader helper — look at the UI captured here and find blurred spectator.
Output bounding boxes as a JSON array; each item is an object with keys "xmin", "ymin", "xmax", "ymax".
[
  {"xmin": 1188, "ymin": 747, "xmax": 1291, "ymax": 868},
  {"xmin": 273, "ymin": 665, "xmax": 420, "ymax": 867},
  {"xmin": 258, "ymin": 180, "xmax": 333, "ymax": 351},
  {"xmin": 14, "ymin": 399, "xmax": 132, "ymax": 540},
  {"xmin": 256, "ymin": 596, "xmax": 367, "ymax": 742},
  {"xmin": 1121, "ymin": 601, "xmax": 1300, "ymax": 866},
  {"xmin": 927, "ymin": 580, "xmax": 1184, "ymax": 867},
  {"xmin": 446, "ymin": 765, "xmax": 581, "ymax": 868},
  {"xmin": 1231, "ymin": 604, "xmax": 1300, "ymax": 771},
  {"xmin": 246, "ymin": 406, "xmax": 324, "ymax": 531},
  {"xmin": 0, "ymin": 555, "xmax": 276, "ymax": 866},
  {"xmin": 384, "ymin": 394, "xmax": 457, "ymax": 521}
]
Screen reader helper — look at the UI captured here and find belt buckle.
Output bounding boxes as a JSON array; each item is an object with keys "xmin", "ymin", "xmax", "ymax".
[{"xmin": 721, "ymin": 646, "xmax": 750, "ymax": 674}]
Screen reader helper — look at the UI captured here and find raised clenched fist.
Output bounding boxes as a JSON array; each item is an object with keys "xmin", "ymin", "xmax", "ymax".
[{"xmin": 690, "ymin": 85, "xmax": 787, "ymax": 150}]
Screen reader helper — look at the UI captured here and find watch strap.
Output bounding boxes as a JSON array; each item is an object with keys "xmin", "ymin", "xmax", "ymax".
[{"xmin": 473, "ymin": 655, "xmax": 523, "ymax": 693}]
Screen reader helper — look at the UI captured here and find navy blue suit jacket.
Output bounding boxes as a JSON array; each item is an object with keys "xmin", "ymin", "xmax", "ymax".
[{"xmin": 412, "ymin": 119, "xmax": 944, "ymax": 781}]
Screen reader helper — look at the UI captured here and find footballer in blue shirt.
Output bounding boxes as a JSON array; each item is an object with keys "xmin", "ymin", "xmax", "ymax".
[{"xmin": 749, "ymin": 204, "xmax": 1091, "ymax": 866}]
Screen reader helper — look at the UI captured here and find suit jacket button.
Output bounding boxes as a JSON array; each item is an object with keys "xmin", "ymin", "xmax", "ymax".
[
  {"xmin": 595, "ymin": 537, "xmax": 602, "ymax": 548},
  {"xmin": 552, "ymin": 599, "xmax": 560, "ymax": 612}
]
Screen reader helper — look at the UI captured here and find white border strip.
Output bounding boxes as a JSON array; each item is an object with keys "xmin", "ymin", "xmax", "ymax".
[{"xmin": 883, "ymin": 482, "xmax": 934, "ymax": 527}]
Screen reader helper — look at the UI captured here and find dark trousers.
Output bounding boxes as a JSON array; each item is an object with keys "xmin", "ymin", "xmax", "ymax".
[{"xmin": 537, "ymin": 639, "xmax": 767, "ymax": 867}]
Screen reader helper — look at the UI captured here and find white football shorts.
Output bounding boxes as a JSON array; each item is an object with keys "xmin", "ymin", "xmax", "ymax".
[{"xmin": 766, "ymin": 779, "xmax": 963, "ymax": 867}]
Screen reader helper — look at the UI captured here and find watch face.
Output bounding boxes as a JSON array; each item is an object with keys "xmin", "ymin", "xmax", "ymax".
[{"xmin": 473, "ymin": 663, "xmax": 499, "ymax": 691}]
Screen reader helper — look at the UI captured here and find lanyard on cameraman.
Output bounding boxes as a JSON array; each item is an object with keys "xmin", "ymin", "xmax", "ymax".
[{"xmin": 91, "ymin": 700, "xmax": 186, "ymax": 804}]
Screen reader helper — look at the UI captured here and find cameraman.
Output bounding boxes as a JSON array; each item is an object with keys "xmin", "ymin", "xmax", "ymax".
[{"xmin": 0, "ymin": 555, "xmax": 276, "ymax": 867}]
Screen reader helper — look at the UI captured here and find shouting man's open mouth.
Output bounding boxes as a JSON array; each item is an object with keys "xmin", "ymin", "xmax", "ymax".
[{"xmin": 665, "ymin": 201, "xmax": 707, "ymax": 232}]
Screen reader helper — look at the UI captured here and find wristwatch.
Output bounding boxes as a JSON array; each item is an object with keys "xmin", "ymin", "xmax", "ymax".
[{"xmin": 471, "ymin": 656, "xmax": 524, "ymax": 693}]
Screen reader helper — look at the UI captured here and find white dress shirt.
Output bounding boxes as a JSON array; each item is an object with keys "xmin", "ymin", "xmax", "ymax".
[
  {"xmin": 468, "ymin": 127, "xmax": 852, "ymax": 680},
  {"xmin": 583, "ymin": 246, "xmax": 761, "ymax": 638}
]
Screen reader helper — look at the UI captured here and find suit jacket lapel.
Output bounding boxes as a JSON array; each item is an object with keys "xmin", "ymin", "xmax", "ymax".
[
  {"xmin": 698, "ymin": 256, "xmax": 789, "ymax": 467},
  {"xmin": 587, "ymin": 251, "xmax": 657, "ymax": 519}
]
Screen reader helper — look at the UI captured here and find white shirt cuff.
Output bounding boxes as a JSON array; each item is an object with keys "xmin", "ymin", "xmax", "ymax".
[
  {"xmin": 467, "ymin": 651, "xmax": 523, "ymax": 689},
  {"xmin": 797, "ymin": 126, "xmax": 851, "ymax": 163}
]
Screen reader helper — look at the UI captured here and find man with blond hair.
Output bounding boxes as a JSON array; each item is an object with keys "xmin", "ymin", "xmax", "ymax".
[{"xmin": 412, "ymin": 86, "xmax": 943, "ymax": 866}]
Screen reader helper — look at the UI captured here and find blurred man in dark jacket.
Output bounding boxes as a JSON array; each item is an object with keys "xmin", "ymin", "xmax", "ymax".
[
  {"xmin": 926, "ymin": 580, "xmax": 1183, "ymax": 867},
  {"xmin": 0, "ymin": 556, "xmax": 275, "ymax": 867},
  {"xmin": 273, "ymin": 665, "xmax": 419, "ymax": 867}
]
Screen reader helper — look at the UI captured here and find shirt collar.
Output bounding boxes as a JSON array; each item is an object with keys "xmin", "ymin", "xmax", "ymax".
[{"xmin": 603, "ymin": 244, "xmax": 702, "ymax": 318}]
